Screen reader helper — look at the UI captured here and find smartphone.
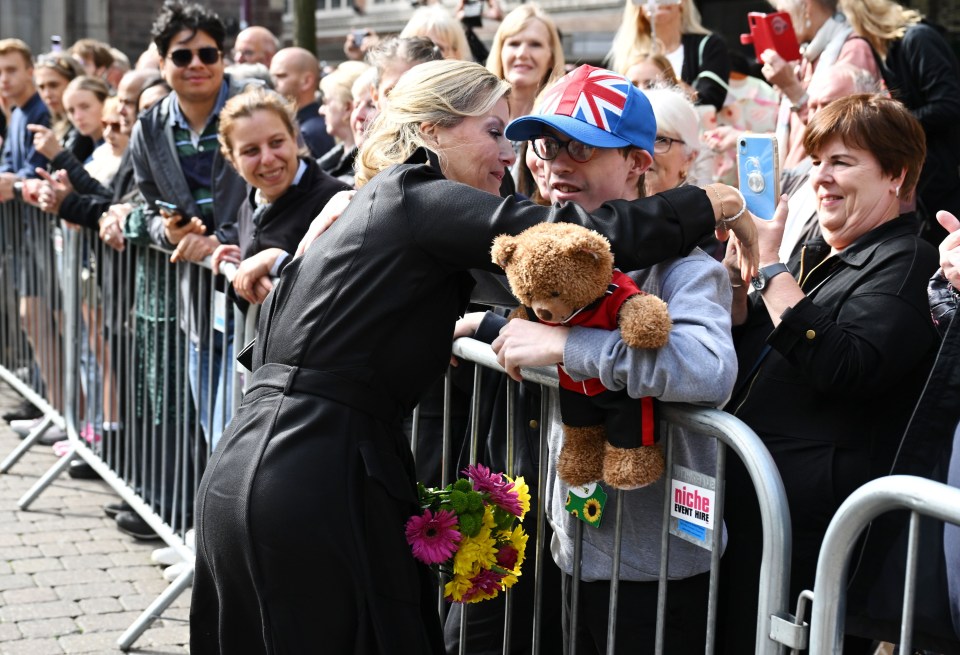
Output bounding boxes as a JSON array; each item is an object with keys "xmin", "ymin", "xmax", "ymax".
[
  {"xmin": 154, "ymin": 199, "xmax": 190, "ymax": 227},
  {"xmin": 737, "ymin": 134, "xmax": 780, "ymax": 221},
  {"xmin": 740, "ymin": 12, "xmax": 801, "ymax": 64},
  {"xmin": 351, "ymin": 30, "xmax": 369, "ymax": 47}
]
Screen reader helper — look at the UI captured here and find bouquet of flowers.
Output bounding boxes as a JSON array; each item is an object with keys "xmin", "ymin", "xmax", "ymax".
[{"xmin": 405, "ymin": 463, "xmax": 530, "ymax": 603}]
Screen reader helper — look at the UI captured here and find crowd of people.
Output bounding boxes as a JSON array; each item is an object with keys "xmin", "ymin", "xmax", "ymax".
[{"xmin": 1, "ymin": 0, "xmax": 959, "ymax": 653}]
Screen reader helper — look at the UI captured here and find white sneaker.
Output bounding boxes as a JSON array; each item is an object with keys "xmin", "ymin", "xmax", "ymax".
[
  {"xmin": 10, "ymin": 417, "xmax": 43, "ymax": 437},
  {"xmin": 162, "ymin": 559, "xmax": 194, "ymax": 583},
  {"xmin": 150, "ymin": 546, "xmax": 183, "ymax": 567}
]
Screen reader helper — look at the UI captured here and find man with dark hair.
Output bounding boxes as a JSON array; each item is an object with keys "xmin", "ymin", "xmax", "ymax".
[{"xmin": 126, "ymin": 1, "xmax": 255, "ymax": 539}]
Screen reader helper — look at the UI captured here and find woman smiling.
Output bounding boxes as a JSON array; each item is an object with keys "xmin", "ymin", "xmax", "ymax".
[
  {"xmin": 212, "ymin": 88, "xmax": 349, "ymax": 305},
  {"xmin": 719, "ymin": 93, "xmax": 940, "ymax": 653}
]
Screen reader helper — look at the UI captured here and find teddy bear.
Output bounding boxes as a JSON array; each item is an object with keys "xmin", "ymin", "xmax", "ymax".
[{"xmin": 491, "ymin": 222, "xmax": 672, "ymax": 490}]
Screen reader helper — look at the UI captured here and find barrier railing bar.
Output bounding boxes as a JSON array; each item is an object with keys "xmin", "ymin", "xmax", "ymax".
[
  {"xmin": 654, "ymin": 424, "xmax": 675, "ymax": 655},
  {"xmin": 808, "ymin": 475, "xmax": 960, "ymax": 654},
  {"xmin": 900, "ymin": 510, "xmax": 920, "ymax": 652}
]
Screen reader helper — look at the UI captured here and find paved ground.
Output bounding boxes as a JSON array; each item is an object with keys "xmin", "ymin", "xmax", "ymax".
[{"xmin": 0, "ymin": 381, "xmax": 190, "ymax": 654}]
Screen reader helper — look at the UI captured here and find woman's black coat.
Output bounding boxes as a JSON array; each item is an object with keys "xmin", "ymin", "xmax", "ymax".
[{"xmin": 190, "ymin": 148, "xmax": 719, "ymax": 654}]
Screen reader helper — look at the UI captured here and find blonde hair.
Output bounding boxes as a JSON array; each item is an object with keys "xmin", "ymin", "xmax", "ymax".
[
  {"xmin": 486, "ymin": 4, "xmax": 565, "ymax": 92},
  {"xmin": 608, "ymin": 0, "xmax": 710, "ymax": 75},
  {"xmin": 356, "ymin": 60, "xmax": 510, "ymax": 188},
  {"xmin": 64, "ymin": 75, "xmax": 111, "ymax": 104},
  {"xmin": 320, "ymin": 61, "xmax": 369, "ymax": 107},
  {"xmin": 839, "ymin": 0, "xmax": 922, "ymax": 59},
  {"xmin": 0, "ymin": 38, "xmax": 33, "ymax": 69},
  {"xmin": 218, "ymin": 87, "xmax": 301, "ymax": 161},
  {"xmin": 626, "ymin": 52, "xmax": 680, "ymax": 87},
  {"xmin": 400, "ymin": 5, "xmax": 471, "ymax": 61}
]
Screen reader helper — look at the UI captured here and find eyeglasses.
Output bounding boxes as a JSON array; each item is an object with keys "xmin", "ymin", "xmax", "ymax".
[
  {"xmin": 168, "ymin": 47, "xmax": 221, "ymax": 68},
  {"xmin": 102, "ymin": 120, "xmax": 121, "ymax": 131},
  {"xmin": 653, "ymin": 135, "xmax": 684, "ymax": 154},
  {"xmin": 532, "ymin": 136, "xmax": 597, "ymax": 163}
]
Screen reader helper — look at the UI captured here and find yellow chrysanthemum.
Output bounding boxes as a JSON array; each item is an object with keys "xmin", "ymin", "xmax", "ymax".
[
  {"xmin": 507, "ymin": 525, "xmax": 528, "ymax": 572},
  {"xmin": 481, "ymin": 505, "xmax": 496, "ymax": 529},
  {"xmin": 510, "ymin": 476, "xmax": 531, "ymax": 520},
  {"xmin": 453, "ymin": 530, "xmax": 497, "ymax": 576},
  {"xmin": 444, "ymin": 574, "xmax": 473, "ymax": 602}
]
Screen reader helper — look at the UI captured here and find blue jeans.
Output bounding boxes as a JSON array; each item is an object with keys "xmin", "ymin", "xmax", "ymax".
[{"xmin": 187, "ymin": 329, "xmax": 234, "ymax": 452}]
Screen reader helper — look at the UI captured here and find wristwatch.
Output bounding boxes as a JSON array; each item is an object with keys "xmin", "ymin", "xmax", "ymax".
[
  {"xmin": 12, "ymin": 180, "xmax": 23, "ymax": 201},
  {"xmin": 751, "ymin": 262, "xmax": 790, "ymax": 292}
]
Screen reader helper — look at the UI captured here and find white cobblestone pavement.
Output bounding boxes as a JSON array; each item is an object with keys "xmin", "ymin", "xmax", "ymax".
[{"xmin": 0, "ymin": 381, "xmax": 190, "ymax": 654}]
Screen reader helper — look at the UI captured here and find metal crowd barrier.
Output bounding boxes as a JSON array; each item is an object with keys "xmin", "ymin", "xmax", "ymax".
[
  {"xmin": 448, "ymin": 337, "xmax": 794, "ymax": 655},
  {"xmin": 0, "ymin": 201, "xmax": 248, "ymax": 649},
  {"xmin": 0, "ymin": 203, "xmax": 66, "ymax": 472},
  {"xmin": 807, "ymin": 475, "xmax": 960, "ymax": 655},
  {"xmin": 1, "ymin": 200, "xmax": 797, "ymax": 654}
]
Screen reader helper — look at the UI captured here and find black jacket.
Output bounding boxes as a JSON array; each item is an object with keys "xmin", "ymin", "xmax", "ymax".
[
  {"xmin": 54, "ymin": 149, "xmax": 138, "ymax": 228},
  {"xmin": 236, "ymin": 157, "xmax": 351, "ymax": 268},
  {"xmin": 731, "ymin": 215, "xmax": 938, "ymax": 450},
  {"xmin": 882, "ymin": 22, "xmax": 960, "ymax": 220},
  {"xmin": 680, "ymin": 33, "xmax": 731, "ymax": 112}
]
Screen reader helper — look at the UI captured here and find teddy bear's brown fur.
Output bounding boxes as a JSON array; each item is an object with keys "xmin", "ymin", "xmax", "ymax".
[{"xmin": 491, "ymin": 222, "xmax": 672, "ymax": 490}]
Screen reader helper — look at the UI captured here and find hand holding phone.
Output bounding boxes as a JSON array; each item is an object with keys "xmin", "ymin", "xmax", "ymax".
[
  {"xmin": 737, "ymin": 134, "xmax": 780, "ymax": 221},
  {"xmin": 155, "ymin": 199, "xmax": 190, "ymax": 227}
]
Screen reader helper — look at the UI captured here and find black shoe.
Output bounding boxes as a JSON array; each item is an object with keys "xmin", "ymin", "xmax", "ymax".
[
  {"xmin": 115, "ymin": 511, "xmax": 160, "ymax": 540},
  {"xmin": 103, "ymin": 501, "xmax": 132, "ymax": 519},
  {"xmin": 3, "ymin": 400, "xmax": 42, "ymax": 422},
  {"xmin": 68, "ymin": 460, "xmax": 99, "ymax": 480}
]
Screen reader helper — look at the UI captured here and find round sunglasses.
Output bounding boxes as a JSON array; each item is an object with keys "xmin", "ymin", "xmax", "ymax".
[{"xmin": 168, "ymin": 47, "xmax": 221, "ymax": 68}]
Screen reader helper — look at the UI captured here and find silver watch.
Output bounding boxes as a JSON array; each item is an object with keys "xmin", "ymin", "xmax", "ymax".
[{"xmin": 751, "ymin": 263, "xmax": 790, "ymax": 292}]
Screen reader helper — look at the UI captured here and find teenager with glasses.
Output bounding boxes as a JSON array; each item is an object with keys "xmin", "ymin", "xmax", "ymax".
[{"xmin": 456, "ymin": 64, "xmax": 741, "ymax": 654}]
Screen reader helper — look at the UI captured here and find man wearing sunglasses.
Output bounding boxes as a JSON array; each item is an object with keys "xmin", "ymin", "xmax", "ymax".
[
  {"xmin": 467, "ymin": 65, "xmax": 739, "ymax": 654},
  {"xmin": 129, "ymin": 1, "xmax": 259, "ymax": 458}
]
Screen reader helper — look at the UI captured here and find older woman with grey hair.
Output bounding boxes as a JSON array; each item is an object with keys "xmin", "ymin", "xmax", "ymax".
[{"xmin": 643, "ymin": 85, "xmax": 701, "ymax": 196}]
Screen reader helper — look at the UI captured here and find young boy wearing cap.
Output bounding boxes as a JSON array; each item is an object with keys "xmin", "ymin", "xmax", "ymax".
[{"xmin": 460, "ymin": 65, "xmax": 738, "ymax": 653}]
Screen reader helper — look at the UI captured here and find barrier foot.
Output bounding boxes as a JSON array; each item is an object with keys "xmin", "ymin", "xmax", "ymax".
[
  {"xmin": 18, "ymin": 447, "xmax": 77, "ymax": 510},
  {"xmin": 117, "ymin": 562, "xmax": 194, "ymax": 651},
  {"xmin": 1, "ymin": 415, "xmax": 54, "ymax": 473}
]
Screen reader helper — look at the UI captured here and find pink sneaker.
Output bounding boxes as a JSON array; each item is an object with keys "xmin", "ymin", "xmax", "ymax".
[{"xmin": 80, "ymin": 423, "xmax": 101, "ymax": 444}]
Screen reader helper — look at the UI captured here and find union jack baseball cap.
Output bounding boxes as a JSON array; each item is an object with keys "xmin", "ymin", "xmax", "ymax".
[{"xmin": 505, "ymin": 65, "xmax": 656, "ymax": 154}]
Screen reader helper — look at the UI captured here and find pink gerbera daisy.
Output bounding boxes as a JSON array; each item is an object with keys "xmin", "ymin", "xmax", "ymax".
[
  {"xmin": 405, "ymin": 509, "xmax": 461, "ymax": 565},
  {"xmin": 464, "ymin": 464, "xmax": 522, "ymax": 517}
]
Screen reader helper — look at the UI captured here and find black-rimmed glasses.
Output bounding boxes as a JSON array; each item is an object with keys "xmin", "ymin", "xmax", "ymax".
[
  {"xmin": 168, "ymin": 47, "xmax": 221, "ymax": 68},
  {"xmin": 532, "ymin": 136, "xmax": 597, "ymax": 163},
  {"xmin": 654, "ymin": 135, "xmax": 684, "ymax": 154}
]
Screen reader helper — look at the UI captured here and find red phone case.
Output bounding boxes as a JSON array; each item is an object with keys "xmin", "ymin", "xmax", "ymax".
[{"xmin": 740, "ymin": 12, "xmax": 801, "ymax": 64}]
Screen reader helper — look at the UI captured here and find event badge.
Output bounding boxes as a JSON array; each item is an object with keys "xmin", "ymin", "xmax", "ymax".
[
  {"xmin": 669, "ymin": 465, "xmax": 717, "ymax": 551},
  {"xmin": 565, "ymin": 482, "xmax": 607, "ymax": 528}
]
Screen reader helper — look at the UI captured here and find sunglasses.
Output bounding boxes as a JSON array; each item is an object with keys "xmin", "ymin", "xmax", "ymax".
[
  {"xmin": 532, "ymin": 135, "xmax": 598, "ymax": 163},
  {"xmin": 102, "ymin": 120, "xmax": 121, "ymax": 131},
  {"xmin": 168, "ymin": 47, "xmax": 221, "ymax": 68}
]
